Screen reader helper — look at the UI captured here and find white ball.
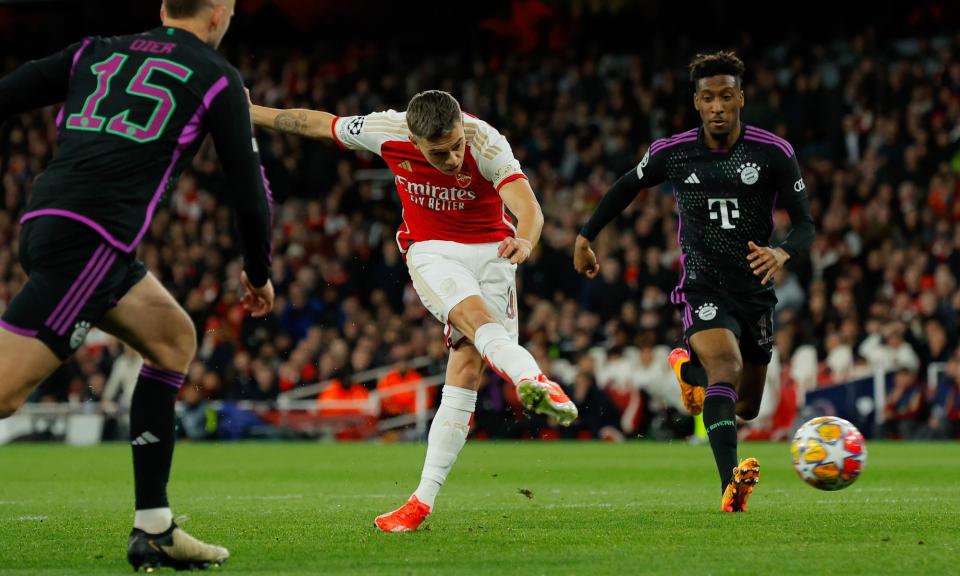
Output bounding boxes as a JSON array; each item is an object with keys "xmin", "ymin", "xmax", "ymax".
[{"xmin": 791, "ymin": 416, "xmax": 867, "ymax": 491}]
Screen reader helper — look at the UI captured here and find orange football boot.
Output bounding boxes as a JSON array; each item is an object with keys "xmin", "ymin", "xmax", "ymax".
[
  {"xmin": 721, "ymin": 457, "xmax": 761, "ymax": 512},
  {"xmin": 669, "ymin": 348, "xmax": 704, "ymax": 416},
  {"xmin": 374, "ymin": 495, "xmax": 431, "ymax": 533},
  {"xmin": 517, "ymin": 375, "xmax": 578, "ymax": 426}
]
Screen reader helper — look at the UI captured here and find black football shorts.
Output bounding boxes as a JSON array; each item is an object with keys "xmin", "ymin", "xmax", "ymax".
[
  {"xmin": 1, "ymin": 217, "xmax": 147, "ymax": 360},
  {"xmin": 672, "ymin": 282, "xmax": 777, "ymax": 365}
]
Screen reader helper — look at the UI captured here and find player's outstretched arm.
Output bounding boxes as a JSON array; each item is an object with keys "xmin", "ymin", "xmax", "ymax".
[
  {"xmin": 575, "ymin": 161, "xmax": 652, "ymax": 279},
  {"xmin": 0, "ymin": 43, "xmax": 78, "ymax": 122},
  {"xmin": 498, "ymin": 178, "xmax": 543, "ymax": 265},
  {"xmin": 576, "ymin": 147, "xmax": 666, "ymax": 278},
  {"xmin": 250, "ymin": 103, "xmax": 335, "ymax": 140}
]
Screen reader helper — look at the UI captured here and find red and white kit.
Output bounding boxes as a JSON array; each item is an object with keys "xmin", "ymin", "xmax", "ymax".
[{"xmin": 332, "ymin": 110, "xmax": 526, "ymax": 347}]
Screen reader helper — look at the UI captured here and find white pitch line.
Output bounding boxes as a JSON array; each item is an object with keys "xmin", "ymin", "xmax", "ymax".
[{"xmin": 190, "ymin": 494, "xmax": 306, "ymax": 501}]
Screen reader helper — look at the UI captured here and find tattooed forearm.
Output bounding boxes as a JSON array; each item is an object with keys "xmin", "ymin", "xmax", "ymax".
[{"xmin": 273, "ymin": 111, "xmax": 309, "ymax": 135}]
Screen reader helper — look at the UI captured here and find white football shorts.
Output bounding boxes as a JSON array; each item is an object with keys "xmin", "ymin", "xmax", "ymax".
[{"xmin": 406, "ymin": 240, "xmax": 519, "ymax": 349}]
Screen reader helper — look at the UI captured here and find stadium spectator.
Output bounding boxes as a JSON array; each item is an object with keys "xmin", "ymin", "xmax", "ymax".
[
  {"xmin": 1, "ymin": 18, "xmax": 958, "ymax": 440},
  {"xmin": 883, "ymin": 368, "xmax": 928, "ymax": 439}
]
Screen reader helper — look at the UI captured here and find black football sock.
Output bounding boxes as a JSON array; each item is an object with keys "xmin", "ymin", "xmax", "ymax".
[
  {"xmin": 130, "ymin": 365, "xmax": 184, "ymax": 511},
  {"xmin": 680, "ymin": 362, "xmax": 708, "ymax": 387},
  {"xmin": 703, "ymin": 382, "xmax": 738, "ymax": 492}
]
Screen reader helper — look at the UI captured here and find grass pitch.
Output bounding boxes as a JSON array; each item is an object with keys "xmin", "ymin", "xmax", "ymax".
[{"xmin": 0, "ymin": 441, "xmax": 958, "ymax": 575}]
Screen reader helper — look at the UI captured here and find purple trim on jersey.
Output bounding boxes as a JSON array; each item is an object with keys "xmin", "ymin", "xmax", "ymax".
[
  {"xmin": 53, "ymin": 251, "xmax": 118, "ymax": 335},
  {"xmin": 30, "ymin": 76, "xmax": 232, "ymax": 254},
  {"xmin": 651, "ymin": 136, "xmax": 698, "ymax": 157},
  {"xmin": 649, "ymin": 128, "xmax": 699, "ymax": 156},
  {"xmin": 130, "ymin": 148, "xmax": 182, "ymax": 249},
  {"xmin": 46, "ymin": 244, "xmax": 107, "ymax": 329},
  {"xmin": 744, "ymin": 127, "xmax": 794, "ymax": 157},
  {"xmin": 30, "ymin": 77, "xmax": 232, "ymax": 253},
  {"xmin": 202, "ymin": 76, "xmax": 230, "ymax": 109},
  {"xmin": 705, "ymin": 384, "xmax": 738, "ymax": 402},
  {"xmin": 21, "ymin": 210, "xmax": 131, "ymax": 252},
  {"xmin": 744, "ymin": 135, "xmax": 792, "ymax": 158},
  {"xmin": 179, "ymin": 75, "xmax": 228, "ymax": 146},
  {"xmin": 260, "ymin": 165, "xmax": 275, "ymax": 254},
  {"xmin": 260, "ymin": 165, "xmax": 275, "ymax": 224},
  {"xmin": 745, "ymin": 126, "xmax": 794, "ymax": 155},
  {"xmin": 141, "ymin": 364, "xmax": 186, "ymax": 389},
  {"xmin": 56, "ymin": 38, "xmax": 95, "ymax": 130},
  {"xmin": 649, "ymin": 128, "xmax": 698, "ymax": 153},
  {"xmin": 132, "ymin": 75, "xmax": 230, "ymax": 249},
  {"xmin": 70, "ymin": 38, "xmax": 94, "ymax": 76},
  {"xmin": 677, "ymin": 255, "xmax": 692, "ymax": 330},
  {"xmin": 671, "ymin": 194, "xmax": 693, "ymax": 330},
  {"xmin": 0, "ymin": 319, "xmax": 38, "ymax": 338}
]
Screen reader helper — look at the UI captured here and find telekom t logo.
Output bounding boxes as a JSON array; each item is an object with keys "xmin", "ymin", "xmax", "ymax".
[{"xmin": 708, "ymin": 198, "xmax": 740, "ymax": 229}]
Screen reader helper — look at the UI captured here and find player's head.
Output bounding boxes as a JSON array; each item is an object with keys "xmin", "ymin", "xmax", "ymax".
[
  {"xmin": 689, "ymin": 51, "xmax": 745, "ymax": 139},
  {"xmin": 407, "ymin": 90, "xmax": 466, "ymax": 176},
  {"xmin": 161, "ymin": 0, "xmax": 235, "ymax": 49}
]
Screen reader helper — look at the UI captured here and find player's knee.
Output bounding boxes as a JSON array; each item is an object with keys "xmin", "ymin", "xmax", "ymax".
[
  {"xmin": 168, "ymin": 327, "xmax": 197, "ymax": 372},
  {"xmin": 467, "ymin": 313, "xmax": 498, "ymax": 337},
  {"xmin": 143, "ymin": 316, "xmax": 196, "ymax": 373},
  {"xmin": 451, "ymin": 298, "xmax": 498, "ymax": 335},
  {"xmin": 703, "ymin": 352, "xmax": 742, "ymax": 383}
]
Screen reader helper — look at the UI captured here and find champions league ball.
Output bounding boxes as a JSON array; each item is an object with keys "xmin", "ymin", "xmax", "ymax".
[{"xmin": 791, "ymin": 417, "xmax": 867, "ymax": 491}]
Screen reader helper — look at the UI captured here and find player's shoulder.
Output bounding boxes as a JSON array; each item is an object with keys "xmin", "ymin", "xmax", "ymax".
[
  {"xmin": 649, "ymin": 127, "xmax": 700, "ymax": 158},
  {"xmin": 742, "ymin": 124, "xmax": 795, "ymax": 158},
  {"xmin": 334, "ymin": 109, "xmax": 410, "ymax": 154},
  {"xmin": 353, "ymin": 109, "xmax": 410, "ymax": 140},
  {"xmin": 462, "ymin": 113, "xmax": 509, "ymax": 158}
]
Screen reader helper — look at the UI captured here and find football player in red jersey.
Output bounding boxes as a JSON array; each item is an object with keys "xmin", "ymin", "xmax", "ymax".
[{"xmin": 252, "ymin": 90, "xmax": 578, "ymax": 531}]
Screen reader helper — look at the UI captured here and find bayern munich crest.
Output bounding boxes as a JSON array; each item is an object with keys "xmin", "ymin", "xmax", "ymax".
[
  {"xmin": 455, "ymin": 171, "xmax": 473, "ymax": 187},
  {"xmin": 697, "ymin": 303, "xmax": 718, "ymax": 321},
  {"xmin": 738, "ymin": 162, "xmax": 760, "ymax": 185}
]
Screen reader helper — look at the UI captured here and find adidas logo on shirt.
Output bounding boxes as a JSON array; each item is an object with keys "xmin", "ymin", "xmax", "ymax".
[
  {"xmin": 684, "ymin": 173, "xmax": 701, "ymax": 184},
  {"xmin": 131, "ymin": 431, "xmax": 160, "ymax": 446}
]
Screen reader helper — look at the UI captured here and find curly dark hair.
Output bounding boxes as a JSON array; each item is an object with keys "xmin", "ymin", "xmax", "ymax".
[{"xmin": 688, "ymin": 51, "xmax": 745, "ymax": 86}]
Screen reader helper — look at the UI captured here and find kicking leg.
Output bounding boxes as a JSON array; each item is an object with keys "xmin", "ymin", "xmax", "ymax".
[
  {"xmin": 450, "ymin": 296, "xmax": 539, "ymax": 385},
  {"xmin": 450, "ymin": 296, "xmax": 577, "ymax": 425},
  {"xmin": 98, "ymin": 273, "xmax": 227, "ymax": 570},
  {"xmin": 375, "ymin": 344, "xmax": 483, "ymax": 533}
]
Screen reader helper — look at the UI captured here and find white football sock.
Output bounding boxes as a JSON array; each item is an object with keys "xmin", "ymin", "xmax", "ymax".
[
  {"xmin": 472, "ymin": 322, "xmax": 541, "ymax": 385},
  {"xmin": 134, "ymin": 507, "xmax": 173, "ymax": 534},
  {"xmin": 413, "ymin": 386, "xmax": 477, "ymax": 509}
]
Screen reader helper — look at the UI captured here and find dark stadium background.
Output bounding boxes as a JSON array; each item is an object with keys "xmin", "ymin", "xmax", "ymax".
[
  {"xmin": 1, "ymin": 0, "xmax": 959, "ymax": 444},
  {"xmin": 1, "ymin": 1, "xmax": 957, "ymax": 55}
]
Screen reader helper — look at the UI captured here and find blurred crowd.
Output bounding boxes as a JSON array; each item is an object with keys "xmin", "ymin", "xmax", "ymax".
[{"xmin": 1, "ymin": 24, "xmax": 959, "ymax": 441}]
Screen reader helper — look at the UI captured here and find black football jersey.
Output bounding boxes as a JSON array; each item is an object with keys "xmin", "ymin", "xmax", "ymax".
[
  {"xmin": 0, "ymin": 26, "xmax": 272, "ymax": 285},
  {"xmin": 627, "ymin": 125, "xmax": 811, "ymax": 295}
]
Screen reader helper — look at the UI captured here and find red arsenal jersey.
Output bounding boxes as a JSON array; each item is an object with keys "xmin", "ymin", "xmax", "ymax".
[{"xmin": 331, "ymin": 110, "xmax": 526, "ymax": 252}]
